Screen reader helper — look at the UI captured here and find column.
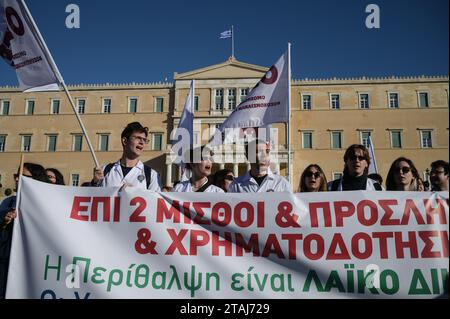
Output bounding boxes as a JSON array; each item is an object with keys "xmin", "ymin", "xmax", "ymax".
[
  {"xmin": 220, "ymin": 163, "xmax": 225, "ymax": 170},
  {"xmin": 166, "ymin": 164, "xmax": 172, "ymax": 187},
  {"xmin": 178, "ymin": 165, "xmax": 183, "ymax": 181},
  {"xmin": 233, "ymin": 164, "xmax": 239, "ymax": 177}
]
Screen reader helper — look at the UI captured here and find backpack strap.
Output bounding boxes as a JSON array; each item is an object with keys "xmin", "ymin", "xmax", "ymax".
[
  {"xmin": 103, "ymin": 163, "xmax": 115, "ymax": 177},
  {"xmin": 143, "ymin": 165, "xmax": 152, "ymax": 189},
  {"xmin": 331, "ymin": 179, "xmax": 340, "ymax": 191},
  {"xmin": 373, "ymin": 182, "xmax": 382, "ymax": 191}
]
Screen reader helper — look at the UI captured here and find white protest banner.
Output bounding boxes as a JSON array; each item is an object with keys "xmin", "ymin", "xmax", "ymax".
[
  {"xmin": 6, "ymin": 177, "xmax": 449, "ymax": 299},
  {"xmin": 0, "ymin": 0, "xmax": 61, "ymax": 91},
  {"xmin": 214, "ymin": 50, "xmax": 289, "ymax": 133}
]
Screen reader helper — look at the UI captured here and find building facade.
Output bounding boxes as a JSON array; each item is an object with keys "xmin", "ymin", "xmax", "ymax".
[{"xmin": 0, "ymin": 57, "xmax": 448, "ymax": 193}]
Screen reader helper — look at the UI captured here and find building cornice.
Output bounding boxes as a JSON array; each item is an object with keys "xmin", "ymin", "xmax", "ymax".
[
  {"xmin": 0, "ymin": 82, "xmax": 173, "ymax": 92},
  {"xmin": 292, "ymin": 75, "xmax": 449, "ymax": 85},
  {"xmin": 1, "ymin": 75, "xmax": 448, "ymax": 92}
]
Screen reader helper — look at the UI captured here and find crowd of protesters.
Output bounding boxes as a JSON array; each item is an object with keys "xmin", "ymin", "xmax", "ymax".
[{"xmin": 0, "ymin": 122, "xmax": 448, "ymax": 298}]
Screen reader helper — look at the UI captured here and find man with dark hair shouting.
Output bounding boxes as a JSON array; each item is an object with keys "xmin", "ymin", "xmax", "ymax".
[{"xmin": 92, "ymin": 122, "xmax": 161, "ymax": 191}]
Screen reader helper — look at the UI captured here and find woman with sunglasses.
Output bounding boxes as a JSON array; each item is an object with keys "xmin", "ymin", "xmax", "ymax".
[
  {"xmin": 386, "ymin": 157, "xmax": 421, "ymax": 191},
  {"xmin": 45, "ymin": 168, "xmax": 65, "ymax": 185},
  {"xmin": 299, "ymin": 164, "xmax": 328, "ymax": 192}
]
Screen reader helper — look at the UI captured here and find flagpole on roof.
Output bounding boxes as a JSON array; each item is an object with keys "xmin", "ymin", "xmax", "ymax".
[
  {"xmin": 19, "ymin": 0, "xmax": 99, "ymax": 168},
  {"xmin": 231, "ymin": 25, "xmax": 235, "ymax": 58}
]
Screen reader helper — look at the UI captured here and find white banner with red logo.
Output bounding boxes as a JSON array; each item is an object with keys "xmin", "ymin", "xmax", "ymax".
[
  {"xmin": 217, "ymin": 50, "xmax": 289, "ymax": 131},
  {"xmin": 0, "ymin": 0, "xmax": 60, "ymax": 90},
  {"xmin": 6, "ymin": 177, "xmax": 449, "ymax": 299}
]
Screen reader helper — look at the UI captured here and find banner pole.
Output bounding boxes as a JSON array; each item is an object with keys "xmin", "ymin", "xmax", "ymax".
[
  {"xmin": 61, "ymin": 84, "xmax": 100, "ymax": 167},
  {"xmin": 287, "ymin": 43, "xmax": 292, "ymax": 187},
  {"xmin": 18, "ymin": 154, "xmax": 25, "ymax": 177}
]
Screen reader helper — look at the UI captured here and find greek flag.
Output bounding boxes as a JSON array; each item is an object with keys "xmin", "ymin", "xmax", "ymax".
[{"xmin": 219, "ymin": 29, "xmax": 232, "ymax": 39}]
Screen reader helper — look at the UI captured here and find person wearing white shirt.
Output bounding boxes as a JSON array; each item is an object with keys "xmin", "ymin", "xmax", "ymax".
[
  {"xmin": 229, "ymin": 139, "xmax": 291, "ymax": 193},
  {"xmin": 92, "ymin": 122, "xmax": 161, "ymax": 192},
  {"xmin": 173, "ymin": 146, "xmax": 224, "ymax": 193}
]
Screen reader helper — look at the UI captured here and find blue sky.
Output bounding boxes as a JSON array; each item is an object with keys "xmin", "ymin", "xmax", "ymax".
[{"xmin": 0, "ymin": 0, "xmax": 448, "ymax": 86}]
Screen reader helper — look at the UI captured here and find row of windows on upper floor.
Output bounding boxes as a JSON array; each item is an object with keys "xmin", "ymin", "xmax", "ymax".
[
  {"xmin": 0, "ymin": 97, "xmax": 166, "ymax": 116},
  {"xmin": 300, "ymin": 129, "xmax": 437, "ymax": 150},
  {"xmin": 0, "ymin": 132, "xmax": 165, "ymax": 153},
  {"xmin": 0, "ymin": 128, "xmax": 439, "ymax": 154},
  {"xmin": 214, "ymin": 89, "xmax": 442, "ymax": 110},
  {"xmin": 2, "ymin": 89, "xmax": 444, "ymax": 116}
]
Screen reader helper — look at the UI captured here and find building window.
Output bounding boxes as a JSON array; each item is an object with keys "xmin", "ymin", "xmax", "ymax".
[
  {"xmin": 73, "ymin": 135, "xmax": 83, "ymax": 152},
  {"xmin": 51, "ymin": 99, "xmax": 60, "ymax": 114},
  {"xmin": 240, "ymin": 88, "xmax": 249, "ymax": 102},
  {"xmin": 333, "ymin": 172, "xmax": 343, "ymax": 181},
  {"xmin": 302, "ymin": 132, "xmax": 313, "ymax": 149},
  {"xmin": 153, "ymin": 133, "xmax": 163, "ymax": 151},
  {"xmin": 128, "ymin": 98, "xmax": 138, "ymax": 113},
  {"xmin": 420, "ymin": 130, "xmax": 432, "ymax": 148},
  {"xmin": 215, "ymin": 89, "xmax": 224, "ymax": 110},
  {"xmin": 359, "ymin": 93, "xmax": 370, "ymax": 109},
  {"xmin": 330, "ymin": 94, "xmax": 340, "ymax": 109},
  {"xmin": 418, "ymin": 92, "xmax": 429, "ymax": 108},
  {"xmin": 302, "ymin": 94, "xmax": 312, "ymax": 110},
  {"xmin": 21, "ymin": 135, "xmax": 32, "ymax": 152},
  {"xmin": 0, "ymin": 135, "xmax": 6, "ymax": 152},
  {"xmin": 360, "ymin": 131, "xmax": 372, "ymax": 148},
  {"xmin": 47, "ymin": 135, "xmax": 57, "ymax": 152},
  {"xmin": 1, "ymin": 100, "xmax": 10, "ymax": 115},
  {"xmin": 71, "ymin": 174, "xmax": 80, "ymax": 187},
  {"xmin": 77, "ymin": 99, "xmax": 86, "ymax": 114},
  {"xmin": 155, "ymin": 97, "xmax": 164, "ymax": 113},
  {"xmin": 102, "ymin": 98, "xmax": 112, "ymax": 113},
  {"xmin": 194, "ymin": 96, "xmax": 199, "ymax": 111},
  {"xmin": 389, "ymin": 93, "xmax": 399, "ymax": 108},
  {"xmin": 331, "ymin": 131, "xmax": 342, "ymax": 149},
  {"xmin": 26, "ymin": 100, "xmax": 35, "ymax": 115},
  {"xmin": 390, "ymin": 131, "xmax": 402, "ymax": 148},
  {"xmin": 99, "ymin": 134, "xmax": 109, "ymax": 151},
  {"xmin": 228, "ymin": 89, "xmax": 236, "ymax": 110}
]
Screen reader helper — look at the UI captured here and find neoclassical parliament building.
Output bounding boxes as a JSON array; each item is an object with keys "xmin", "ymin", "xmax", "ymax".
[{"xmin": 0, "ymin": 57, "xmax": 448, "ymax": 191}]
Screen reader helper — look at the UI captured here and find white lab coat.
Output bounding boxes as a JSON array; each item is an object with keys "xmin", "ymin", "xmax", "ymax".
[
  {"xmin": 101, "ymin": 160, "xmax": 161, "ymax": 192},
  {"xmin": 173, "ymin": 180, "xmax": 224, "ymax": 193},
  {"xmin": 229, "ymin": 170, "xmax": 292, "ymax": 193}
]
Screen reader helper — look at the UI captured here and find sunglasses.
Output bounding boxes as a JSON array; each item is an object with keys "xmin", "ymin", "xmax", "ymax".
[
  {"xmin": 348, "ymin": 155, "xmax": 366, "ymax": 162},
  {"xmin": 395, "ymin": 167, "xmax": 411, "ymax": 174},
  {"xmin": 305, "ymin": 171, "xmax": 321, "ymax": 179},
  {"xmin": 224, "ymin": 175, "xmax": 234, "ymax": 181}
]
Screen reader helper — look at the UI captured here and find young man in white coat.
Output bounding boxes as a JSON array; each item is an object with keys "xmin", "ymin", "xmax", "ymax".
[
  {"xmin": 93, "ymin": 122, "xmax": 161, "ymax": 191},
  {"xmin": 229, "ymin": 139, "xmax": 291, "ymax": 193}
]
